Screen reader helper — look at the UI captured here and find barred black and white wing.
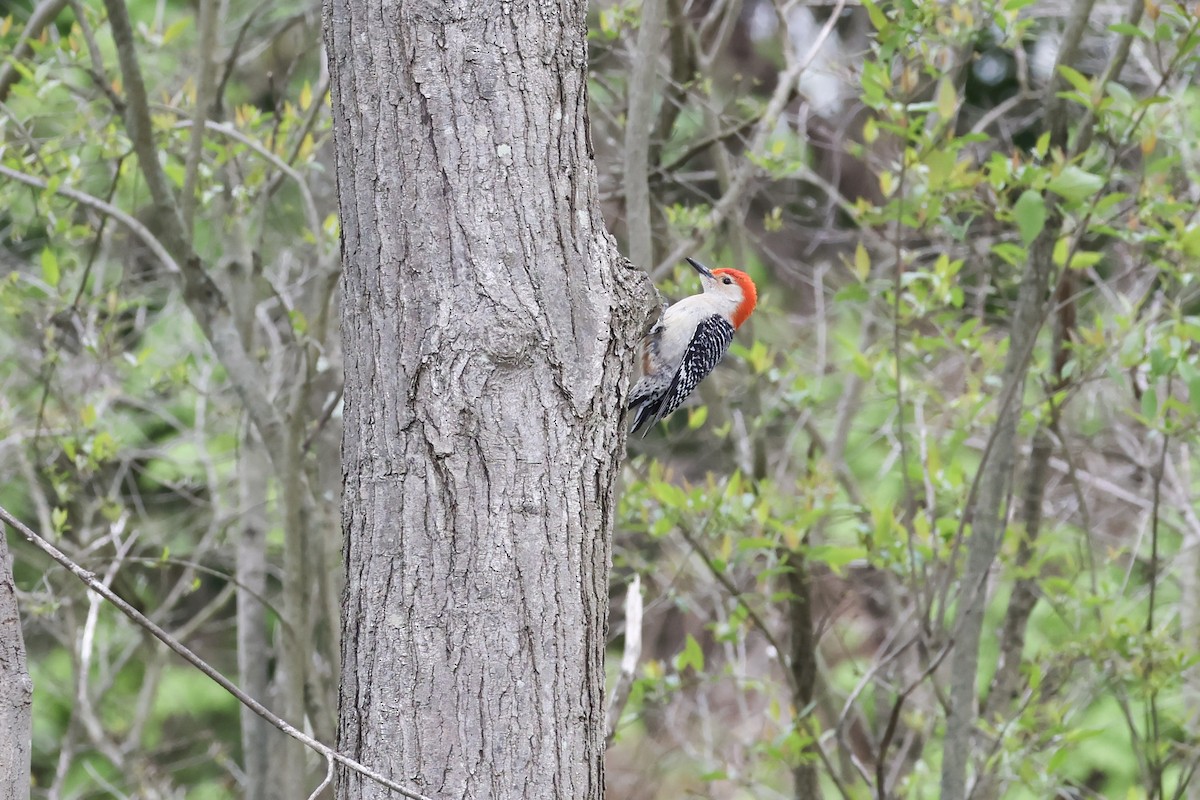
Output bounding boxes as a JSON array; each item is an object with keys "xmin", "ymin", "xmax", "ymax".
[{"xmin": 628, "ymin": 314, "xmax": 735, "ymax": 436}]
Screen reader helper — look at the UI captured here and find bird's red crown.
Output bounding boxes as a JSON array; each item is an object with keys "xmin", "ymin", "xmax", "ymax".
[{"xmin": 713, "ymin": 268, "xmax": 758, "ymax": 329}]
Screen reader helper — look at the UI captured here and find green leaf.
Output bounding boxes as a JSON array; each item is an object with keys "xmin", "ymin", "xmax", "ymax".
[
  {"xmin": 687, "ymin": 405, "xmax": 708, "ymax": 429},
  {"xmin": 164, "ymin": 161, "xmax": 186, "ymax": 188},
  {"xmin": 1033, "ymin": 131, "xmax": 1051, "ymax": 160},
  {"xmin": 862, "ymin": 0, "xmax": 888, "ymax": 31},
  {"xmin": 1047, "ymin": 746, "xmax": 1072, "ymax": 775},
  {"xmin": 1141, "ymin": 387, "xmax": 1158, "ymax": 420},
  {"xmin": 1052, "ymin": 238, "xmax": 1102, "ymax": 270},
  {"xmin": 862, "ymin": 117, "xmax": 878, "ymax": 145},
  {"xmin": 40, "ymin": 247, "xmax": 59, "ymax": 287},
  {"xmin": 161, "ymin": 17, "xmax": 190, "ymax": 45},
  {"xmin": 736, "ymin": 536, "xmax": 777, "ymax": 553},
  {"xmin": 1108, "ymin": 22, "xmax": 1145, "ymax": 38},
  {"xmin": 1068, "ymin": 251, "xmax": 1102, "ymax": 269},
  {"xmin": 674, "ymin": 634, "xmax": 704, "ymax": 674},
  {"xmin": 91, "ymin": 431, "xmax": 118, "ymax": 461},
  {"xmin": 649, "ymin": 481, "xmax": 687, "ymax": 508},
  {"xmin": 1057, "ymin": 65, "xmax": 1093, "ymax": 96},
  {"xmin": 861, "ymin": 59, "xmax": 890, "ymax": 108},
  {"xmin": 1149, "ymin": 348, "xmax": 1175, "ymax": 378},
  {"xmin": 935, "ymin": 78, "xmax": 957, "ymax": 119},
  {"xmin": 746, "ymin": 340, "xmax": 771, "ymax": 374},
  {"xmin": 926, "ymin": 149, "xmax": 956, "ymax": 187},
  {"xmin": 1093, "ymin": 192, "xmax": 1127, "ymax": 215},
  {"xmin": 879, "ymin": 170, "xmax": 895, "ymax": 197},
  {"xmin": 1012, "ymin": 190, "xmax": 1047, "ymax": 245},
  {"xmin": 289, "ymin": 309, "xmax": 308, "ymax": 335},
  {"xmin": 854, "ymin": 242, "xmax": 870, "ymax": 280},
  {"xmin": 805, "ymin": 544, "xmax": 869, "ymax": 572},
  {"xmin": 1046, "ymin": 166, "xmax": 1103, "ymax": 203},
  {"xmin": 991, "ymin": 242, "xmax": 1027, "ymax": 267}
]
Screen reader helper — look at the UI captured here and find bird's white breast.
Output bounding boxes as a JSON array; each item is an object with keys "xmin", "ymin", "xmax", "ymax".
[{"xmin": 658, "ymin": 295, "xmax": 727, "ymax": 359}]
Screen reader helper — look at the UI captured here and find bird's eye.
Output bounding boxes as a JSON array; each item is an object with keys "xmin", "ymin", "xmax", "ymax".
[{"xmin": 722, "ymin": 277, "xmax": 733, "ymax": 285}]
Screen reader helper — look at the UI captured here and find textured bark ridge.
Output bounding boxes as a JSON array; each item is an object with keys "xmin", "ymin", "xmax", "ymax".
[
  {"xmin": 0, "ymin": 532, "xmax": 31, "ymax": 800},
  {"xmin": 325, "ymin": 0, "xmax": 650, "ymax": 797}
]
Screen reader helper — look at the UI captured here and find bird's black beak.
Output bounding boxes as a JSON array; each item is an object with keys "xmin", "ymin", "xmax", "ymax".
[{"xmin": 686, "ymin": 257, "xmax": 714, "ymax": 279}]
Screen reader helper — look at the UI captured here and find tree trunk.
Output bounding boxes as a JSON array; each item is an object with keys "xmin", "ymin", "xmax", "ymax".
[
  {"xmin": 787, "ymin": 553, "xmax": 821, "ymax": 800},
  {"xmin": 0, "ymin": 530, "xmax": 32, "ymax": 800},
  {"xmin": 323, "ymin": 1, "xmax": 651, "ymax": 798},
  {"xmin": 236, "ymin": 435, "xmax": 271, "ymax": 800}
]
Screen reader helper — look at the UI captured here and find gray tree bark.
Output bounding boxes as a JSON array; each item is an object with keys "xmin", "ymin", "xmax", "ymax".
[
  {"xmin": 0, "ymin": 530, "xmax": 32, "ymax": 800},
  {"xmin": 236, "ymin": 436, "xmax": 271, "ymax": 800},
  {"xmin": 623, "ymin": 0, "xmax": 665, "ymax": 269},
  {"xmin": 324, "ymin": 1, "xmax": 651, "ymax": 798}
]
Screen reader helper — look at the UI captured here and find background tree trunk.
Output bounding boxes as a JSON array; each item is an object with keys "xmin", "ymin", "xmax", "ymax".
[
  {"xmin": 324, "ymin": 1, "xmax": 651, "ymax": 798},
  {"xmin": 0, "ymin": 530, "xmax": 32, "ymax": 800},
  {"xmin": 235, "ymin": 435, "xmax": 271, "ymax": 800}
]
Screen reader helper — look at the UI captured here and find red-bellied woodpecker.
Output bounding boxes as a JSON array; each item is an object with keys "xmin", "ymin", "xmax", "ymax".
[{"xmin": 627, "ymin": 258, "xmax": 758, "ymax": 436}]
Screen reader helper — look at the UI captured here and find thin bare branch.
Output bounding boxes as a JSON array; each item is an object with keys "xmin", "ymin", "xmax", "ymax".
[
  {"xmin": 606, "ymin": 574, "xmax": 644, "ymax": 744},
  {"xmin": 66, "ymin": 0, "xmax": 110, "ymax": 83},
  {"xmin": 306, "ymin": 756, "xmax": 335, "ymax": 800},
  {"xmin": 181, "ymin": 0, "xmax": 226, "ymax": 234},
  {"xmin": 0, "ymin": 503, "xmax": 434, "ymax": 800},
  {"xmin": 99, "ymin": 0, "xmax": 185, "ymax": 250}
]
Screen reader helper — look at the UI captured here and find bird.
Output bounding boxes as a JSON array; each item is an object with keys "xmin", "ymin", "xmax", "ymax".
[{"xmin": 627, "ymin": 257, "xmax": 758, "ymax": 436}]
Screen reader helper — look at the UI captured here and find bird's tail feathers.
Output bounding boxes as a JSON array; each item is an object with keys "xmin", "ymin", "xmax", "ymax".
[{"xmin": 628, "ymin": 395, "xmax": 667, "ymax": 437}]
